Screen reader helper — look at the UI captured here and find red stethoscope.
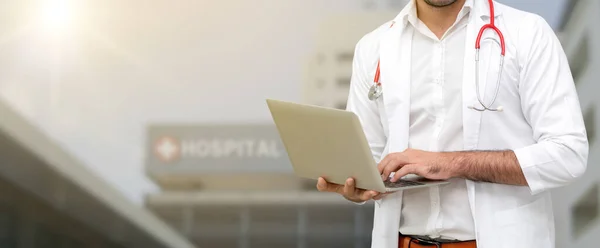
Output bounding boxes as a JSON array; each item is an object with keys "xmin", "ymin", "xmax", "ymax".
[{"xmin": 368, "ymin": 0, "xmax": 506, "ymax": 112}]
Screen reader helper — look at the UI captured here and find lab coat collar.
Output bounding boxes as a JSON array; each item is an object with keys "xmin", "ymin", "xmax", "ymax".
[
  {"xmin": 393, "ymin": 0, "xmax": 500, "ymax": 27},
  {"xmin": 476, "ymin": 0, "xmax": 503, "ymax": 18}
]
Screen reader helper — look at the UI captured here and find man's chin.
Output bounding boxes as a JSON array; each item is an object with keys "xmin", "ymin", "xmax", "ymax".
[{"xmin": 423, "ymin": 0, "xmax": 459, "ymax": 8}]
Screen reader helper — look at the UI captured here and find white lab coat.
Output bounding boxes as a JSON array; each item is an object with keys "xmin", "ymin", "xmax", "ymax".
[{"xmin": 346, "ymin": 1, "xmax": 589, "ymax": 248}]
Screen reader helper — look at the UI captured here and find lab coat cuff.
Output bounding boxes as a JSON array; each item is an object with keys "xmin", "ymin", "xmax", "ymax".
[{"xmin": 514, "ymin": 148, "xmax": 546, "ymax": 195}]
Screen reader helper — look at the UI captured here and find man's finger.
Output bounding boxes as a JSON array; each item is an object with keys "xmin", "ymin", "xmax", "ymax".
[
  {"xmin": 316, "ymin": 177, "xmax": 329, "ymax": 191},
  {"xmin": 378, "ymin": 156, "xmax": 396, "ymax": 180},
  {"xmin": 360, "ymin": 190, "xmax": 379, "ymax": 201},
  {"xmin": 378, "ymin": 154, "xmax": 399, "ymax": 174},
  {"xmin": 391, "ymin": 164, "xmax": 420, "ymax": 182},
  {"xmin": 377, "ymin": 155, "xmax": 392, "ymax": 174},
  {"xmin": 382, "ymin": 157, "xmax": 410, "ymax": 181},
  {"xmin": 317, "ymin": 177, "xmax": 341, "ymax": 192},
  {"xmin": 381, "ymin": 159, "xmax": 400, "ymax": 181},
  {"xmin": 343, "ymin": 178, "xmax": 356, "ymax": 196}
]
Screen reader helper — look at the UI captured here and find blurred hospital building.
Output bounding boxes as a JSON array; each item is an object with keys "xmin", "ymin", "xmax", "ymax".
[
  {"xmin": 303, "ymin": 6, "xmax": 406, "ymax": 110},
  {"xmin": 0, "ymin": 99, "xmax": 194, "ymax": 248},
  {"xmin": 143, "ymin": 124, "xmax": 375, "ymax": 248},
  {"xmin": 142, "ymin": 5, "xmax": 403, "ymax": 248}
]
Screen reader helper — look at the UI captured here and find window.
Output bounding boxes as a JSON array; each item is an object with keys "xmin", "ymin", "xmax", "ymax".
[
  {"xmin": 584, "ymin": 106, "xmax": 595, "ymax": 146},
  {"xmin": 317, "ymin": 53, "xmax": 325, "ymax": 65},
  {"xmin": 571, "ymin": 183, "xmax": 599, "ymax": 239},
  {"xmin": 336, "ymin": 77, "xmax": 351, "ymax": 88},
  {"xmin": 569, "ymin": 34, "xmax": 589, "ymax": 85},
  {"xmin": 315, "ymin": 79, "xmax": 325, "ymax": 89},
  {"xmin": 336, "ymin": 52, "xmax": 354, "ymax": 63}
]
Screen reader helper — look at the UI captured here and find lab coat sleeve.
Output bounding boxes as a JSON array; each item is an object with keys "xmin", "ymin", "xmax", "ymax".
[
  {"xmin": 346, "ymin": 34, "xmax": 387, "ymax": 163},
  {"xmin": 513, "ymin": 15, "xmax": 589, "ymax": 195}
]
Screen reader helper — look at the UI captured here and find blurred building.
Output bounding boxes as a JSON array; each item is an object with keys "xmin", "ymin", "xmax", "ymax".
[
  {"xmin": 552, "ymin": 0, "xmax": 600, "ymax": 247},
  {"xmin": 302, "ymin": 10, "xmax": 403, "ymax": 110},
  {"xmin": 0, "ymin": 100, "xmax": 194, "ymax": 248},
  {"xmin": 143, "ymin": 5, "xmax": 404, "ymax": 248},
  {"xmin": 143, "ymin": 125, "xmax": 375, "ymax": 248}
]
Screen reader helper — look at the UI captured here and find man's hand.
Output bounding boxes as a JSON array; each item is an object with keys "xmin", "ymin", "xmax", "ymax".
[
  {"xmin": 377, "ymin": 148, "xmax": 528, "ymax": 186},
  {"xmin": 377, "ymin": 148, "xmax": 457, "ymax": 182},
  {"xmin": 316, "ymin": 177, "xmax": 387, "ymax": 202}
]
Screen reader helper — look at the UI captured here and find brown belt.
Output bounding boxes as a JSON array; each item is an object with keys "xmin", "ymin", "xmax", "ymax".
[{"xmin": 398, "ymin": 235, "xmax": 477, "ymax": 248}]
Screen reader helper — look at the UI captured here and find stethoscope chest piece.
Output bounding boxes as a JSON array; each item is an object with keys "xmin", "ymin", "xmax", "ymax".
[{"xmin": 368, "ymin": 84, "xmax": 383, "ymax": 101}]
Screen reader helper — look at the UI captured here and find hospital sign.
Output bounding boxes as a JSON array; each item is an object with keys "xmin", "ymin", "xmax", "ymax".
[{"xmin": 146, "ymin": 124, "xmax": 293, "ymax": 173}]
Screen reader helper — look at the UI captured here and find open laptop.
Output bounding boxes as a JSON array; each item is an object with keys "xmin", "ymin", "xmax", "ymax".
[{"xmin": 266, "ymin": 99, "xmax": 449, "ymax": 193}]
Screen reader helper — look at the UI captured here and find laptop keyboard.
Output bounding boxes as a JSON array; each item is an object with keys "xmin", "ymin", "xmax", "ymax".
[{"xmin": 384, "ymin": 179, "xmax": 424, "ymax": 188}]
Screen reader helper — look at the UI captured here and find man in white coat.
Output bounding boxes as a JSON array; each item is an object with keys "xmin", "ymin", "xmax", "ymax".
[{"xmin": 316, "ymin": 0, "xmax": 589, "ymax": 247}]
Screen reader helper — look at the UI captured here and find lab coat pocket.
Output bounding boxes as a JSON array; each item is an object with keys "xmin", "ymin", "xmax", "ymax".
[{"xmin": 493, "ymin": 199, "xmax": 551, "ymax": 248}]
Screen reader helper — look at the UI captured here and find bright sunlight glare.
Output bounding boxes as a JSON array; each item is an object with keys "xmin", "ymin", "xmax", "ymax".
[{"xmin": 38, "ymin": 0, "xmax": 73, "ymax": 33}]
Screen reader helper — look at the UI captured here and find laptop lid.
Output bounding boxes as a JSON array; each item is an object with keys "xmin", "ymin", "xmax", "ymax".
[{"xmin": 266, "ymin": 99, "xmax": 387, "ymax": 192}]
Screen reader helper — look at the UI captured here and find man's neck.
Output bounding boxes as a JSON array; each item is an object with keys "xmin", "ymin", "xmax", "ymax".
[{"xmin": 416, "ymin": 0, "xmax": 466, "ymax": 39}]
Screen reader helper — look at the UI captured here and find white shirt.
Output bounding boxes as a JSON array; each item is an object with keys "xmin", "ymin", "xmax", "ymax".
[
  {"xmin": 399, "ymin": 0, "xmax": 475, "ymax": 241},
  {"xmin": 346, "ymin": 0, "xmax": 588, "ymax": 247}
]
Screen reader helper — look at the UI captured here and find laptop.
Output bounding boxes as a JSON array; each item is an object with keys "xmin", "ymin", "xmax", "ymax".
[{"xmin": 266, "ymin": 99, "xmax": 449, "ymax": 193}]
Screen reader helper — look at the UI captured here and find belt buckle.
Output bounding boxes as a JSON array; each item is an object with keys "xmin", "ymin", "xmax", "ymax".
[{"xmin": 411, "ymin": 236, "xmax": 442, "ymax": 248}]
